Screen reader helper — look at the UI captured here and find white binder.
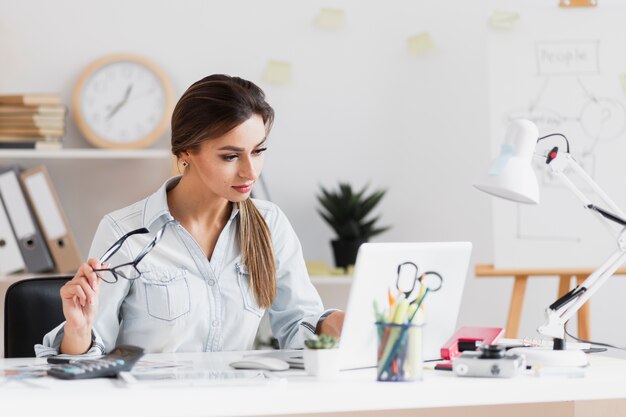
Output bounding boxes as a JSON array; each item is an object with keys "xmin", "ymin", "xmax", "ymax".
[
  {"xmin": 0, "ymin": 196, "xmax": 26, "ymax": 275},
  {"xmin": 20, "ymin": 166, "xmax": 82, "ymax": 273},
  {"xmin": 0, "ymin": 167, "xmax": 54, "ymax": 273}
]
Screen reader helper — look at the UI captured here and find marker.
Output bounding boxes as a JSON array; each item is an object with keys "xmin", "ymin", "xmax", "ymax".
[{"xmin": 47, "ymin": 357, "xmax": 80, "ymax": 365}]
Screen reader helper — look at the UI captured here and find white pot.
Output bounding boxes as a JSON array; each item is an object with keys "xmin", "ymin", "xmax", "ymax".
[{"xmin": 303, "ymin": 348, "xmax": 340, "ymax": 378}]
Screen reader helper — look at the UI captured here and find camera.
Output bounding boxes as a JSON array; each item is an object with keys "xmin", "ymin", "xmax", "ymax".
[{"xmin": 452, "ymin": 344, "xmax": 525, "ymax": 378}]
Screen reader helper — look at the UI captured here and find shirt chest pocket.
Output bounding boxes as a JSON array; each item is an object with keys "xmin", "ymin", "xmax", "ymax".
[
  {"xmin": 236, "ymin": 263, "xmax": 263, "ymax": 317},
  {"xmin": 141, "ymin": 268, "xmax": 191, "ymax": 321}
]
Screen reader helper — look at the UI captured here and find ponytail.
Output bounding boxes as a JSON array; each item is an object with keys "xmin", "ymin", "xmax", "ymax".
[{"xmin": 238, "ymin": 199, "xmax": 276, "ymax": 308}]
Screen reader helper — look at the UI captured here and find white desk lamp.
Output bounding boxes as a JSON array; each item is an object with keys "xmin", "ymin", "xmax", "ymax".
[{"xmin": 474, "ymin": 119, "xmax": 626, "ymax": 367}]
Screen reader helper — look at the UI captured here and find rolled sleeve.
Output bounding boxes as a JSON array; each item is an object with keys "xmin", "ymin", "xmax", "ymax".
[
  {"xmin": 299, "ymin": 308, "xmax": 341, "ymax": 335},
  {"xmin": 35, "ymin": 322, "xmax": 105, "ymax": 357},
  {"xmin": 265, "ymin": 205, "xmax": 329, "ymax": 349}
]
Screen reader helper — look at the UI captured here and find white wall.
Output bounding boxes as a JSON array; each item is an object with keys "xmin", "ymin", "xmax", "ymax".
[{"xmin": 5, "ymin": 0, "xmax": 621, "ymax": 346}]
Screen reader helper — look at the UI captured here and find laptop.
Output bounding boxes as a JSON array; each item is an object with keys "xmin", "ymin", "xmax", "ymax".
[{"xmin": 262, "ymin": 242, "xmax": 472, "ymax": 370}]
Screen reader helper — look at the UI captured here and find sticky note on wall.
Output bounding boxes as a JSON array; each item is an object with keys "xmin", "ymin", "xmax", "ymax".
[
  {"xmin": 489, "ymin": 10, "xmax": 520, "ymax": 29},
  {"xmin": 315, "ymin": 8, "xmax": 345, "ymax": 29},
  {"xmin": 559, "ymin": 0, "xmax": 598, "ymax": 7},
  {"xmin": 407, "ymin": 33, "xmax": 433, "ymax": 56},
  {"xmin": 264, "ymin": 60, "xmax": 292, "ymax": 85}
]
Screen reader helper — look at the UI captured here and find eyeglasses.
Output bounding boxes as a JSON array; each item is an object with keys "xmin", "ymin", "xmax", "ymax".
[
  {"xmin": 93, "ymin": 221, "xmax": 173, "ymax": 284},
  {"xmin": 395, "ymin": 261, "xmax": 443, "ymax": 303}
]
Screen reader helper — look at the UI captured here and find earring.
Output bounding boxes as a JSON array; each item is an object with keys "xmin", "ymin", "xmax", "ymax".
[{"xmin": 181, "ymin": 160, "xmax": 189, "ymax": 168}]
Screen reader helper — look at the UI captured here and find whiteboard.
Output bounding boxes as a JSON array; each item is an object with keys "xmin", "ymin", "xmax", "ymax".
[{"xmin": 488, "ymin": 0, "xmax": 626, "ymax": 268}]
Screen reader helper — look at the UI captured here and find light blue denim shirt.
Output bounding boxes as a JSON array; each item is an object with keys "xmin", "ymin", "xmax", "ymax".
[{"xmin": 36, "ymin": 176, "xmax": 332, "ymax": 356}]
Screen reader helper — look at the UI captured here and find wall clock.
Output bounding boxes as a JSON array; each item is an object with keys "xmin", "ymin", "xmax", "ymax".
[{"xmin": 72, "ymin": 53, "xmax": 174, "ymax": 149}]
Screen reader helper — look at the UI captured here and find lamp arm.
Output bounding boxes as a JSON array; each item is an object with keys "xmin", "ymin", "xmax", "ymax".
[
  {"xmin": 536, "ymin": 152, "xmax": 626, "ymax": 340},
  {"xmin": 538, "ymin": 245, "xmax": 626, "ymax": 339},
  {"xmin": 551, "ymin": 154, "xmax": 626, "ymax": 220},
  {"xmin": 549, "ymin": 154, "xmax": 626, "ymax": 239}
]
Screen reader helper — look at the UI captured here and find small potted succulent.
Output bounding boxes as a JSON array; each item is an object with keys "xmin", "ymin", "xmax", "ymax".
[
  {"xmin": 303, "ymin": 334, "xmax": 340, "ymax": 378},
  {"xmin": 317, "ymin": 182, "xmax": 390, "ymax": 270}
]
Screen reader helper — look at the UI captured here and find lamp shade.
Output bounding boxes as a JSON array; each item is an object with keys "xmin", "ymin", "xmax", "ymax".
[{"xmin": 474, "ymin": 119, "xmax": 540, "ymax": 204}]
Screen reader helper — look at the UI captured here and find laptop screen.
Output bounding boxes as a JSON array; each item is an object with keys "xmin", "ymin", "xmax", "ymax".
[{"xmin": 338, "ymin": 242, "xmax": 472, "ymax": 370}]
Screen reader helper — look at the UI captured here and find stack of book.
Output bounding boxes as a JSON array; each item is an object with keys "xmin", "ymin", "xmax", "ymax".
[{"xmin": 0, "ymin": 94, "xmax": 67, "ymax": 149}]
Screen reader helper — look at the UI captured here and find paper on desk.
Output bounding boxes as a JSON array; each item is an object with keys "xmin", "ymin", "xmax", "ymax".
[
  {"xmin": 132, "ymin": 360, "xmax": 192, "ymax": 371},
  {"xmin": 0, "ymin": 366, "xmax": 48, "ymax": 380},
  {"xmin": 125, "ymin": 369, "xmax": 285, "ymax": 387}
]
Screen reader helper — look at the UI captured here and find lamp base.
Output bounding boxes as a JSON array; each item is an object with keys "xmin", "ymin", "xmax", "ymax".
[{"xmin": 508, "ymin": 347, "xmax": 588, "ymax": 367}]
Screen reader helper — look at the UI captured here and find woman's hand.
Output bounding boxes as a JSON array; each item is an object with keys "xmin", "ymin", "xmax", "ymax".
[
  {"xmin": 59, "ymin": 259, "xmax": 102, "ymax": 354},
  {"xmin": 317, "ymin": 311, "xmax": 345, "ymax": 339}
]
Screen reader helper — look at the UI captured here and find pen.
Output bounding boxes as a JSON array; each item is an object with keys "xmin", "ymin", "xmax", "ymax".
[{"xmin": 47, "ymin": 357, "xmax": 81, "ymax": 365}]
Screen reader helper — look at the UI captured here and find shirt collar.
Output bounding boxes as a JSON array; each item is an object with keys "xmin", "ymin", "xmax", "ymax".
[{"xmin": 142, "ymin": 176, "xmax": 240, "ymax": 230}]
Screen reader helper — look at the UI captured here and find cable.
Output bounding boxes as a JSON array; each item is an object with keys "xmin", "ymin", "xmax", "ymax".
[
  {"xmin": 564, "ymin": 320, "xmax": 626, "ymax": 351},
  {"xmin": 538, "ymin": 133, "xmax": 570, "ymax": 153}
]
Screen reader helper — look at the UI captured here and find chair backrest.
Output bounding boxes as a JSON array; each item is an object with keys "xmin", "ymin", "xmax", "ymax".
[{"xmin": 4, "ymin": 276, "xmax": 72, "ymax": 358}]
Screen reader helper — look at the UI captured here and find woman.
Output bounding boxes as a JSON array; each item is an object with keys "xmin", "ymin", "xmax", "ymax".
[{"xmin": 36, "ymin": 74, "xmax": 344, "ymax": 356}]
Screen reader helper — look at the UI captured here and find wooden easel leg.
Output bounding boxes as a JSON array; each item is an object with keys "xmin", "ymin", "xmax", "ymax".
[
  {"xmin": 506, "ymin": 275, "xmax": 528, "ymax": 338},
  {"xmin": 558, "ymin": 275, "xmax": 571, "ymax": 297},
  {"xmin": 576, "ymin": 275, "xmax": 591, "ymax": 340}
]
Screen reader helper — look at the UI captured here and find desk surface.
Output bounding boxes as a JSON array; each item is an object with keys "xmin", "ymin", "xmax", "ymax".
[{"xmin": 2, "ymin": 351, "xmax": 626, "ymax": 417}]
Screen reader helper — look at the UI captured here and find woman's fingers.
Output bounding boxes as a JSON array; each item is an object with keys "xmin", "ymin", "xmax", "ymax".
[
  {"xmin": 84, "ymin": 259, "xmax": 102, "ymax": 290},
  {"xmin": 61, "ymin": 283, "xmax": 88, "ymax": 307},
  {"xmin": 61, "ymin": 279, "xmax": 95, "ymax": 306},
  {"xmin": 61, "ymin": 260, "xmax": 102, "ymax": 307}
]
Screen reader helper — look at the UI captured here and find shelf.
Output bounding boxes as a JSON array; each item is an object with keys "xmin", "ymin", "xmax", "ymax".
[{"xmin": 0, "ymin": 148, "xmax": 172, "ymax": 159}]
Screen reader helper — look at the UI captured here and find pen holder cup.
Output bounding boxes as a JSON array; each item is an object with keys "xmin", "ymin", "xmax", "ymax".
[{"xmin": 376, "ymin": 322, "xmax": 423, "ymax": 382}]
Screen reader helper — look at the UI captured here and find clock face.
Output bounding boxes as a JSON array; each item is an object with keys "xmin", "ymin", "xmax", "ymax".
[{"xmin": 73, "ymin": 55, "xmax": 173, "ymax": 148}]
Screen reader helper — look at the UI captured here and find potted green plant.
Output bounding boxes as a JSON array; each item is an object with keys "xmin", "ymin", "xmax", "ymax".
[
  {"xmin": 317, "ymin": 182, "xmax": 390, "ymax": 270},
  {"xmin": 303, "ymin": 334, "xmax": 340, "ymax": 378}
]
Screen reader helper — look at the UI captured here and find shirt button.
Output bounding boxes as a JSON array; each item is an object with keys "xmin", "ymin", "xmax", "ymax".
[
  {"xmin": 212, "ymin": 320, "xmax": 220, "ymax": 327},
  {"xmin": 208, "ymin": 279, "xmax": 215, "ymax": 286}
]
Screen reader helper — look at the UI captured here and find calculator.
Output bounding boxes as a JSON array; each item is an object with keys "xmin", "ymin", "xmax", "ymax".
[{"xmin": 47, "ymin": 345, "xmax": 144, "ymax": 380}]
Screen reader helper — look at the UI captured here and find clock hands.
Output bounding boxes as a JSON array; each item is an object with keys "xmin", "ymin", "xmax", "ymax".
[
  {"xmin": 128, "ymin": 88, "xmax": 158, "ymax": 102},
  {"xmin": 106, "ymin": 84, "xmax": 133, "ymax": 120}
]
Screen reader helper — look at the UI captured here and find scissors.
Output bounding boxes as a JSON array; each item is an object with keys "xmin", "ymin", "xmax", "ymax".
[{"xmin": 395, "ymin": 261, "xmax": 443, "ymax": 303}]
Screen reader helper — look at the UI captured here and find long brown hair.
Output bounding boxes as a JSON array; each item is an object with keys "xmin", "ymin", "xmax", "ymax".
[{"xmin": 171, "ymin": 74, "xmax": 276, "ymax": 308}]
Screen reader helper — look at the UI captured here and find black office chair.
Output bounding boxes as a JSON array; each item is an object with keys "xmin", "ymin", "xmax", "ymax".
[{"xmin": 4, "ymin": 276, "xmax": 72, "ymax": 358}]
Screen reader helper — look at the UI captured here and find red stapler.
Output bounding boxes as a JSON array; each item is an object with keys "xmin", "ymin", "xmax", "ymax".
[{"xmin": 434, "ymin": 326, "xmax": 504, "ymax": 370}]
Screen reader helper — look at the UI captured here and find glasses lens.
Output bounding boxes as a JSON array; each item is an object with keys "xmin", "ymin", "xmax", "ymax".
[
  {"xmin": 421, "ymin": 272, "xmax": 443, "ymax": 291},
  {"xmin": 114, "ymin": 264, "xmax": 142, "ymax": 280},
  {"xmin": 96, "ymin": 269, "xmax": 118, "ymax": 284}
]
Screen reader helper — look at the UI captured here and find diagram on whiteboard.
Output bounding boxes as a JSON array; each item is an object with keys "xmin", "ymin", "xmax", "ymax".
[
  {"xmin": 489, "ymin": 8, "xmax": 626, "ymax": 268},
  {"xmin": 502, "ymin": 40, "xmax": 626, "ymax": 243}
]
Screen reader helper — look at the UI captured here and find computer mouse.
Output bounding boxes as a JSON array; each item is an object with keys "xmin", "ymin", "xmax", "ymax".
[{"xmin": 229, "ymin": 356, "xmax": 290, "ymax": 371}]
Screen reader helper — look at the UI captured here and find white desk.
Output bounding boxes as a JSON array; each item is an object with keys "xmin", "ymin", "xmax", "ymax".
[{"xmin": 2, "ymin": 351, "xmax": 626, "ymax": 417}]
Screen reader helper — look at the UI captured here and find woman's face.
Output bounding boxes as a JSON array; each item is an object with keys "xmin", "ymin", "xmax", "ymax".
[{"xmin": 186, "ymin": 114, "xmax": 268, "ymax": 203}]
